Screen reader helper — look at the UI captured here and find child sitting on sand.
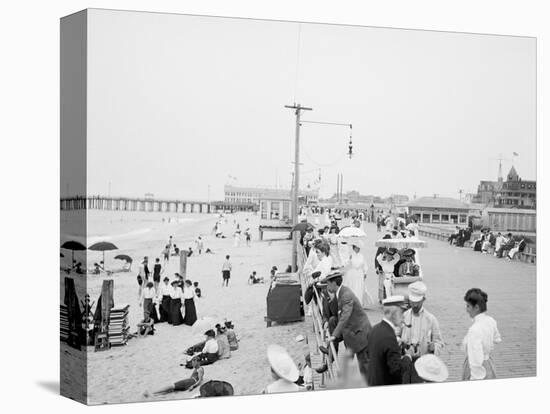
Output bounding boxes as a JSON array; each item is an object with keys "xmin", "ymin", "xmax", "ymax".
[
  {"xmin": 248, "ymin": 271, "xmax": 265, "ymax": 284},
  {"xmin": 225, "ymin": 321, "xmax": 239, "ymax": 351},
  {"xmin": 137, "ymin": 316, "xmax": 155, "ymax": 337}
]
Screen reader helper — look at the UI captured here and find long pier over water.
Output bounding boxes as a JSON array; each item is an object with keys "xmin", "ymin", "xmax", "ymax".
[{"xmin": 60, "ymin": 196, "xmax": 255, "ymax": 214}]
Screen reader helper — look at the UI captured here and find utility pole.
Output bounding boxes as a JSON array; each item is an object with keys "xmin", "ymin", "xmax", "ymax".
[{"xmin": 285, "ymin": 103, "xmax": 312, "ymax": 271}]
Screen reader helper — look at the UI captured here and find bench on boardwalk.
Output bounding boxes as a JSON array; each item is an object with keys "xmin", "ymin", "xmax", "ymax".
[{"xmin": 420, "ymin": 228, "xmax": 536, "ymax": 264}]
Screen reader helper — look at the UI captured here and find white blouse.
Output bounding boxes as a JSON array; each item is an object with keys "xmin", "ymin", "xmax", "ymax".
[
  {"xmin": 462, "ymin": 312, "xmax": 502, "ymax": 380},
  {"xmin": 314, "ymin": 255, "xmax": 333, "ymax": 280},
  {"xmin": 203, "ymin": 338, "xmax": 219, "ymax": 354},
  {"xmin": 170, "ymin": 286, "xmax": 183, "ymax": 299},
  {"xmin": 183, "ymin": 286, "xmax": 195, "ymax": 299},
  {"xmin": 159, "ymin": 283, "xmax": 172, "ymax": 297},
  {"xmin": 142, "ymin": 287, "xmax": 156, "ymax": 300},
  {"xmin": 377, "ymin": 253, "xmax": 400, "ymax": 274}
]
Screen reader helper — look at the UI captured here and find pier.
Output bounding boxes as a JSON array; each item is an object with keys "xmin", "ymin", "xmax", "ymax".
[{"xmin": 60, "ymin": 196, "xmax": 256, "ymax": 214}]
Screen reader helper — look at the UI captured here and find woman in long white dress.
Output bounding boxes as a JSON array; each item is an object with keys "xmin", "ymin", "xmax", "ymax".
[
  {"xmin": 343, "ymin": 240, "xmax": 373, "ymax": 308},
  {"xmin": 462, "ymin": 288, "xmax": 501, "ymax": 380},
  {"xmin": 328, "ymin": 227, "xmax": 343, "ymax": 268}
]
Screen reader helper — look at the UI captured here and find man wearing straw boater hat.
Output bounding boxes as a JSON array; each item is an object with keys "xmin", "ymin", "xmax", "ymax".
[
  {"xmin": 324, "ymin": 270, "xmax": 372, "ymax": 383},
  {"xmin": 401, "ymin": 281, "xmax": 444, "ymax": 358},
  {"xmin": 410, "ymin": 354, "xmax": 449, "ymax": 384},
  {"xmin": 263, "ymin": 344, "xmax": 300, "ymax": 394},
  {"xmin": 366, "ymin": 295, "xmax": 413, "ymax": 386}
]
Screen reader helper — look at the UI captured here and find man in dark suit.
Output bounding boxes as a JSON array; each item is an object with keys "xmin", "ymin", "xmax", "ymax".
[
  {"xmin": 325, "ymin": 271, "xmax": 372, "ymax": 383},
  {"xmin": 366, "ymin": 295, "xmax": 413, "ymax": 386}
]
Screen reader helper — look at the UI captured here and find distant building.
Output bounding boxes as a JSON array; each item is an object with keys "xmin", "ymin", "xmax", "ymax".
[
  {"xmin": 325, "ymin": 190, "xmax": 383, "ymax": 205},
  {"xmin": 482, "ymin": 207, "xmax": 536, "ymax": 233},
  {"xmin": 406, "ymin": 196, "xmax": 470, "ymax": 225},
  {"xmin": 387, "ymin": 194, "xmax": 410, "ymax": 205},
  {"xmin": 224, "ymin": 185, "xmax": 318, "ymax": 206},
  {"xmin": 473, "ymin": 166, "xmax": 536, "ymax": 209},
  {"xmin": 495, "ymin": 166, "xmax": 536, "ymax": 209}
]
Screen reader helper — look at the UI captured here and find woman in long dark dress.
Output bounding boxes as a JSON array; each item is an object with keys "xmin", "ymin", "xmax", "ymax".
[
  {"xmin": 158, "ymin": 276, "xmax": 172, "ymax": 323},
  {"xmin": 169, "ymin": 280, "xmax": 184, "ymax": 326},
  {"xmin": 141, "ymin": 282, "xmax": 159, "ymax": 323},
  {"xmin": 183, "ymin": 280, "xmax": 198, "ymax": 326}
]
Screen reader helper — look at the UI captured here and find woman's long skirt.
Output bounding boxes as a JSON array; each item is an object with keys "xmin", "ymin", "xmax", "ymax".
[
  {"xmin": 170, "ymin": 298, "xmax": 184, "ymax": 326},
  {"xmin": 462, "ymin": 357, "xmax": 497, "ymax": 380},
  {"xmin": 143, "ymin": 298, "xmax": 159, "ymax": 323},
  {"xmin": 160, "ymin": 295, "xmax": 171, "ymax": 323},
  {"xmin": 183, "ymin": 298, "xmax": 198, "ymax": 326}
]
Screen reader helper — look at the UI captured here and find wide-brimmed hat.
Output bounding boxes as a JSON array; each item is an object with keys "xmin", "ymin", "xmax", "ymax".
[
  {"xmin": 408, "ymin": 281, "xmax": 427, "ymax": 302},
  {"xmin": 322, "ymin": 269, "xmax": 344, "ymax": 283},
  {"xmin": 267, "ymin": 344, "xmax": 299, "ymax": 382},
  {"xmin": 163, "ymin": 276, "xmax": 170, "ymax": 282},
  {"xmin": 382, "ymin": 295, "xmax": 407, "ymax": 309},
  {"xmin": 415, "ymin": 354, "xmax": 449, "ymax": 382},
  {"xmin": 402, "ymin": 248, "xmax": 415, "ymax": 257}
]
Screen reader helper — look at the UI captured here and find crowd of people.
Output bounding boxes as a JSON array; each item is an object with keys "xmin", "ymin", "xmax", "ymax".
[
  {"xmin": 291, "ymin": 209, "xmax": 501, "ymax": 390},
  {"xmin": 471, "ymin": 230, "xmax": 528, "ymax": 259}
]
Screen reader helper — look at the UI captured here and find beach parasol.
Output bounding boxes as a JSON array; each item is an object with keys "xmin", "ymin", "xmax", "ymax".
[
  {"xmin": 114, "ymin": 254, "xmax": 133, "ymax": 263},
  {"xmin": 374, "ymin": 238, "xmax": 427, "ymax": 249},
  {"xmin": 338, "ymin": 226, "xmax": 366, "ymax": 238},
  {"xmin": 291, "ymin": 221, "xmax": 314, "ymax": 233},
  {"xmin": 88, "ymin": 241, "xmax": 118, "ymax": 268},
  {"xmin": 61, "ymin": 240, "xmax": 86, "ymax": 264},
  {"xmin": 115, "ymin": 254, "xmax": 133, "ymax": 270},
  {"xmin": 192, "ymin": 317, "xmax": 217, "ymax": 336}
]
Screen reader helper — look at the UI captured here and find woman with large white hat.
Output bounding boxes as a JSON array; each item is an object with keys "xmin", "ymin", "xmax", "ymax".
[
  {"xmin": 263, "ymin": 344, "xmax": 300, "ymax": 394},
  {"xmin": 342, "ymin": 239, "xmax": 373, "ymax": 308}
]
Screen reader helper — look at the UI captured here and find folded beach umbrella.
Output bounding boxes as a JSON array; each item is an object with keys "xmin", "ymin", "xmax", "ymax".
[
  {"xmin": 61, "ymin": 240, "xmax": 87, "ymax": 264},
  {"xmin": 89, "ymin": 241, "xmax": 118, "ymax": 268}
]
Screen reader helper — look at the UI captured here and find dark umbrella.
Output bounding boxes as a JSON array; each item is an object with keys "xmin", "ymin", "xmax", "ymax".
[
  {"xmin": 114, "ymin": 254, "xmax": 132, "ymax": 263},
  {"xmin": 114, "ymin": 254, "xmax": 133, "ymax": 270},
  {"xmin": 291, "ymin": 221, "xmax": 314, "ymax": 233},
  {"xmin": 89, "ymin": 241, "xmax": 118, "ymax": 269},
  {"xmin": 61, "ymin": 240, "xmax": 86, "ymax": 264}
]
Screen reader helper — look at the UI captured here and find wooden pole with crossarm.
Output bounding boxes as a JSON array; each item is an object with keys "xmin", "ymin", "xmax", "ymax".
[{"xmin": 285, "ymin": 104, "xmax": 312, "ymax": 272}]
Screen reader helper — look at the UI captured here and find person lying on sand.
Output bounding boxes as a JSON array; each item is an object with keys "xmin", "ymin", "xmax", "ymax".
[{"xmin": 144, "ymin": 359, "xmax": 204, "ymax": 397}]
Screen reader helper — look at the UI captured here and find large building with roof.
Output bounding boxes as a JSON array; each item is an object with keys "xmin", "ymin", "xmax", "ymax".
[
  {"xmin": 406, "ymin": 196, "xmax": 470, "ymax": 225},
  {"xmin": 495, "ymin": 166, "xmax": 536, "ymax": 209},
  {"xmin": 224, "ymin": 185, "xmax": 319, "ymax": 206},
  {"xmin": 473, "ymin": 166, "xmax": 536, "ymax": 209}
]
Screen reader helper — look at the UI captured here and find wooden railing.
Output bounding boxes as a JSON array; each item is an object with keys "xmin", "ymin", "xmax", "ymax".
[
  {"xmin": 418, "ymin": 226, "xmax": 536, "ymax": 264},
  {"xmin": 297, "ymin": 244, "xmax": 340, "ymax": 386}
]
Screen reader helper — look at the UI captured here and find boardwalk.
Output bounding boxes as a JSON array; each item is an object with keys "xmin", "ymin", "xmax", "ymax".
[{"xmin": 360, "ymin": 222, "xmax": 536, "ymax": 381}]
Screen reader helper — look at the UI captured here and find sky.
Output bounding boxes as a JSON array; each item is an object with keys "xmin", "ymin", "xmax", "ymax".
[{"xmin": 78, "ymin": 9, "xmax": 536, "ymax": 201}]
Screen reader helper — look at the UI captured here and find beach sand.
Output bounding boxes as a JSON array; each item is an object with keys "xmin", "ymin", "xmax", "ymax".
[{"xmin": 61, "ymin": 211, "xmax": 310, "ymax": 404}]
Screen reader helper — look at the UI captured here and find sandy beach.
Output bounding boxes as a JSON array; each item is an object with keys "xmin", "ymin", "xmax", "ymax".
[{"xmin": 61, "ymin": 211, "xmax": 309, "ymax": 404}]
